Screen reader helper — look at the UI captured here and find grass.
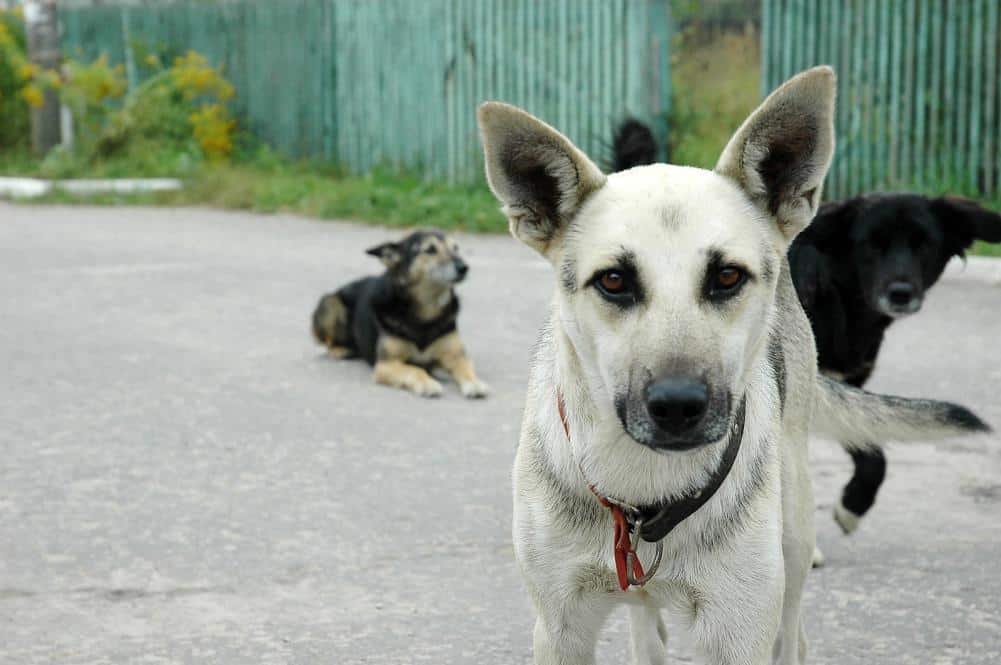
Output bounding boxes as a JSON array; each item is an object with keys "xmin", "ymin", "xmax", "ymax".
[
  {"xmin": 972, "ymin": 241, "xmax": 1001, "ymax": 258},
  {"xmin": 669, "ymin": 28, "xmax": 761, "ymax": 169},
  {"xmin": 0, "ymin": 147, "xmax": 39, "ymax": 176},
  {"xmin": 8, "ymin": 154, "xmax": 508, "ymax": 234},
  {"xmin": 168, "ymin": 163, "xmax": 506, "ymax": 232}
]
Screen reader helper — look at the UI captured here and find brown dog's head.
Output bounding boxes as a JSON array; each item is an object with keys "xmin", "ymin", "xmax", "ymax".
[{"xmin": 366, "ymin": 229, "xmax": 468, "ymax": 288}]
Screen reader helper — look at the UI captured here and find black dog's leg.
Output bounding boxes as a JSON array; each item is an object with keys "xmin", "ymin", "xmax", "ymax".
[{"xmin": 834, "ymin": 445, "xmax": 887, "ymax": 534}]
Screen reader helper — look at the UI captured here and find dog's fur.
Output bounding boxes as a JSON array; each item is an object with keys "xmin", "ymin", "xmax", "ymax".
[
  {"xmin": 788, "ymin": 194, "xmax": 1001, "ymax": 533},
  {"xmin": 478, "ymin": 68, "xmax": 988, "ymax": 664},
  {"xmin": 312, "ymin": 229, "xmax": 489, "ymax": 398}
]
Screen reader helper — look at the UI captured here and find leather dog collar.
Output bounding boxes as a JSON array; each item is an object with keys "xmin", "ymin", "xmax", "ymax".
[{"xmin": 556, "ymin": 391, "xmax": 747, "ymax": 590}]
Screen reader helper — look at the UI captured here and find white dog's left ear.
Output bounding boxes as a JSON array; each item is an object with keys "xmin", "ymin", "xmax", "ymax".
[
  {"xmin": 715, "ymin": 66, "xmax": 836, "ymax": 242},
  {"xmin": 478, "ymin": 102, "xmax": 606, "ymax": 256}
]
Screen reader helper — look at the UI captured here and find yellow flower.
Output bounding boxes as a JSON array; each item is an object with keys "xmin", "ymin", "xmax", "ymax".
[
  {"xmin": 190, "ymin": 103, "xmax": 236, "ymax": 159},
  {"xmin": 21, "ymin": 84, "xmax": 44, "ymax": 108},
  {"xmin": 171, "ymin": 50, "xmax": 234, "ymax": 101},
  {"xmin": 17, "ymin": 62, "xmax": 38, "ymax": 81},
  {"xmin": 144, "ymin": 53, "xmax": 161, "ymax": 68}
]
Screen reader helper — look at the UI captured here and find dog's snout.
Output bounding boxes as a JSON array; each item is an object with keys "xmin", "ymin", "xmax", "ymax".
[
  {"xmin": 645, "ymin": 379, "xmax": 709, "ymax": 435},
  {"xmin": 887, "ymin": 281, "xmax": 914, "ymax": 307},
  {"xmin": 454, "ymin": 258, "xmax": 469, "ymax": 278}
]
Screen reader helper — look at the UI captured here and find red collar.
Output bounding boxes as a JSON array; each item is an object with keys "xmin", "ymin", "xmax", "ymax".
[{"xmin": 557, "ymin": 392, "xmax": 662, "ymax": 591}]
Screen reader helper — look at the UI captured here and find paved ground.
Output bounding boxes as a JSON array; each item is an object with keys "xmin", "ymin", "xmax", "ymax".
[{"xmin": 1, "ymin": 203, "xmax": 999, "ymax": 665}]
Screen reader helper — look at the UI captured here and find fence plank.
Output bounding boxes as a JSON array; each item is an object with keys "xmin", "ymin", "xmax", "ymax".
[
  {"xmin": 763, "ymin": 0, "xmax": 999, "ymax": 198},
  {"xmin": 986, "ymin": 0, "xmax": 999, "ymax": 196},
  {"xmin": 60, "ymin": 0, "xmax": 672, "ymax": 184}
]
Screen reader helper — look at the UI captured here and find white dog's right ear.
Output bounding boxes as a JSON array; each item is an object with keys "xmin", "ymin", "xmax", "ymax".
[
  {"xmin": 715, "ymin": 66, "xmax": 836, "ymax": 243},
  {"xmin": 478, "ymin": 102, "xmax": 606, "ymax": 255}
]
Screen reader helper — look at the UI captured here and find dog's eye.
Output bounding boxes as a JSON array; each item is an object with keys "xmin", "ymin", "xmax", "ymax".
[
  {"xmin": 711, "ymin": 266, "xmax": 747, "ymax": 294},
  {"xmin": 592, "ymin": 269, "xmax": 637, "ymax": 305},
  {"xmin": 424, "ymin": 245, "xmax": 438, "ymax": 255},
  {"xmin": 600, "ymin": 271, "xmax": 626, "ymax": 293}
]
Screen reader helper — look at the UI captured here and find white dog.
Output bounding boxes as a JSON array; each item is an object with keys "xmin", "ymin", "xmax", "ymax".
[{"xmin": 476, "ymin": 67, "xmax": 988, "ymax": 665}]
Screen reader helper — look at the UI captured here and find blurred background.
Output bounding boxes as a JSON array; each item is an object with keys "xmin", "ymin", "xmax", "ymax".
[{"xmin": 1, "ymin": 0, "xmax": 997, "ymax": 247}]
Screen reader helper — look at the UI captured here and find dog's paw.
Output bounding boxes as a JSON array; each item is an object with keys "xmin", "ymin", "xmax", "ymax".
[
  {"xmin": 833, "ymin": 500, "xmax": 861, "ymax": 535},
  {"xmin": 811, "ymin": 545, "xmax": 826, "ymax": 568},
  {"xmin": 460, "ymin": 378, "xmax": 490, "ymax": 399},
  {"xmin": 413, "ymin": 378, "xmax": 445, "ymax": 398}
]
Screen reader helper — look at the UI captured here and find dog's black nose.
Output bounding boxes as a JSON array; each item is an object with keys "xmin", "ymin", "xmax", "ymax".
[
  {"xmin": 645, "ymin": 379, "xmax": 708, "ymax": 435},
  {"xmin": 887, "ymin": 281, "xmax": 914, "ymax": 307},
  {"xmin": 455, "ymin": 259, "xmax": 469, "ymax": 278}
]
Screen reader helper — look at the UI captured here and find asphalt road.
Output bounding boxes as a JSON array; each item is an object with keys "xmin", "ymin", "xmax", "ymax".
[{"xmin": 1, "ymin": 203, "xmax": 999, "ymax": 665}]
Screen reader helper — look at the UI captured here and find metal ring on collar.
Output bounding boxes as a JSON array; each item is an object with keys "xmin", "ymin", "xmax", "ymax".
[{"xmin": 626, "ymin": 518, "xmax": 664, "ymax": 587}]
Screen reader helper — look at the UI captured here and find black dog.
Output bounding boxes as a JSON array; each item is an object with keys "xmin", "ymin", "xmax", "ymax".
[
  {"xmin": 312, "ymin": 229, "xmax": 489, "ymax": 398},
  {"xmin": 788, "ymin": 194, "xmax": 1001, "ymax": 533},
  {"xmin": 610, "ymin": 119, "xmax": 1001, "ymax": 534}
]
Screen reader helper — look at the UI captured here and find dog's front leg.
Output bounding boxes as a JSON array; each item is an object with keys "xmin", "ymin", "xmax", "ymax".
[
  {"xmin": 430, "ymin": 332, "xmax": 489, "ymax": 399},
  {"xmin": 373, "ymin": 360, "xmax": 443, "ymax": 397},
  {"xmin": 686, "ymin": 552, "xmax": 785, "ymax": 665},
  {"xmin": 529, "ymin": 590, "xmax": 615, "ymax": 665},
  {"xmin": 629, "ymin": 603, "xmax": 669, "ymax": 665}
]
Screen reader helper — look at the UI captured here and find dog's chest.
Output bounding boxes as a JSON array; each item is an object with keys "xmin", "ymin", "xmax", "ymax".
[{"xmin": 374, "ymin": 295, "xmax": 459, "ymax": 351}]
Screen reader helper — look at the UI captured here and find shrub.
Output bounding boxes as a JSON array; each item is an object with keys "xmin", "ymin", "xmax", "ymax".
[
  {"xmin": 16, "ymin": 46, "xmax": 239, "ymax": 177},
  {"xmin": 78, "ymin": 49, "xmax": 238, "ymax": 173},
  {"xmin": 0, "ymin": 8, "xmax": 30, "ymax": 149}
]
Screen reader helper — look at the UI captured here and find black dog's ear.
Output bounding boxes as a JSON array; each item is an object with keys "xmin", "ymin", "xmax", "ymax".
[
  {"xmin": 804, "ymin": 197, "xmax": 863, "ymax": 256},
  {"xmin": 366, "ymin": 241, "xmax": 403, "ymax": 268},
  {"xmin": 788, "ymin": 242, "xmax": 833, "ymax": 311},
  {"xmin": 930, "ymin": 197, "xmax": 1001, "ymax": 256}
]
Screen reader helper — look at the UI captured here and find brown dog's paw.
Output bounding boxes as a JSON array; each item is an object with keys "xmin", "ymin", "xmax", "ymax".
[
  {"xmin": 460, "ymin": 378, "xmax": 490, "ymax": 399},
  {"xmin": 413, "ymin": 377, "xmax": 444, "ymax": 398},
  {"xmin": 327, "ymin": 345, "xmax": 352, "ymax": 359}
]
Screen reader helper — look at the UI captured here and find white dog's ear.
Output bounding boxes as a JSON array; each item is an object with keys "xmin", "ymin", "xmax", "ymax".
[
  {"xmin": 478, "ymin": 102, "xmax": 606, "ymax": 255},
  {"xmin": 715, "ymin": 66, "xmax": 836, "ymax": 242}
]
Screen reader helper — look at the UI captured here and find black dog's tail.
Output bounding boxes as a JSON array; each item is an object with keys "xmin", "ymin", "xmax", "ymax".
[{"xmin": 611, "ymin": 119, "xmax": 659, "ymax": 173}]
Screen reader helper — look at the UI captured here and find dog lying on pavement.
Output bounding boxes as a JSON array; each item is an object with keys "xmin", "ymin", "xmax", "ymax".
[
  {"xmin": 312, "ymin": 229, "xmax": 489, "ymax": 398},
  {"xmin": 477, "ymin": 67, "xmax": 988, "ymax": 664},
  {"xmin": 789, "ymin": 194, "xmax": 1001, "ymax": 536}
]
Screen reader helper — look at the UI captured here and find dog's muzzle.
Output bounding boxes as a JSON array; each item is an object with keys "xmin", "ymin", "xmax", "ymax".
[
  {"xmin": 618, "ymin": 375, "xmax": 730, "ymax": 452},
  {"xmin": 876, "ymin": 280, "xmax": 922, "ymax": 318},
  {"xmin": 645, "ymin": 378, "xmax": 709, "ymax": 438},
  {"xmin": 453, "ymin": 258, "xmax": 469, "ymax": 282}
]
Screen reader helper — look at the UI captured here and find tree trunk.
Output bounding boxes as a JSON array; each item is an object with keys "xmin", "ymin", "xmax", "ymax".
[{"xmin": 25, "ymin": 0, "xmax": 60, "ymax": 156}]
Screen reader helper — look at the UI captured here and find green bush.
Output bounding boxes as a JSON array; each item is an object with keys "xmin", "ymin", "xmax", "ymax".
[
  {"xmin": 21, "ymin": 48, "xmax": 239, "ymax": 179},
  {"xmin": 0, "ymin": 8, "xmax": 29, "ymax": 150}
]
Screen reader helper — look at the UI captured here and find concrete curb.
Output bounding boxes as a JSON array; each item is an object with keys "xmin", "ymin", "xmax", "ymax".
[{"xmin": 0, "ymin": 177, "xmax": 183, "ymax": 198}]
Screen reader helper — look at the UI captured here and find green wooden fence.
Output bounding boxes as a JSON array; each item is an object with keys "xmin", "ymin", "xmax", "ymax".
[
  {"xmin": 762, "ymin": 0, "xmax": 1000, "ymax": 200},
  {"xmin": 61, "ymin": 0, "xmax": 672, "ymax": 183}
]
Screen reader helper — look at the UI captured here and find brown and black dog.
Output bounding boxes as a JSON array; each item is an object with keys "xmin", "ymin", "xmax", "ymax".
[{"xmin": 312, "ymin": 229, "xmax": 489, "ymax": 398}]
